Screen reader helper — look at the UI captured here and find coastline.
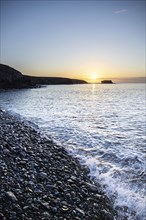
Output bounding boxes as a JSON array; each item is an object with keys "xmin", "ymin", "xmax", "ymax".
[{"xmin": 0, "ymin": 109, "xmax": 116, "ymax": 220}]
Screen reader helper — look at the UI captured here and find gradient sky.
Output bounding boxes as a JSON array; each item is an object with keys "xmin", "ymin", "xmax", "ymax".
[{"xmin": 0, "ymin": 0, "xmax": 145, "ymax": 82}]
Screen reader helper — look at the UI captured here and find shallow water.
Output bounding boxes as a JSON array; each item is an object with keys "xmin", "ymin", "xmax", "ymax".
[{"xmin": 0, "ymin": 83, "xmax": 145, "ymax": 219}]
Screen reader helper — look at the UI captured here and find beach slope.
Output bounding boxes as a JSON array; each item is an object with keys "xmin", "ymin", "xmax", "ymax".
[{"xmin": 0, "ymin": 110, "xmax": 115, "ymax": 219}]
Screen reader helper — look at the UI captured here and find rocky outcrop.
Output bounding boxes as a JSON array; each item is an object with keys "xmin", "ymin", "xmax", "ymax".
[
  {"xmin": 0, "ymin": 64, "xmax": 23, "ymax": 82},
  {"xmin": 0, "ymin": 64, "xmax": 87, "ymax": 89},
  {"xmin": 101, "ymin": 80, "xmax": 114, "ymax": 84},
  {"xmin": 0, "ymin": 64, "xmax": 24, "ymax": 88}
]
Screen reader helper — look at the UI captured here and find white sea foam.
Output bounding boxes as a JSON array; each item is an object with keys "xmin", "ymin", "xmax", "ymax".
[{"xmin": 0, "ymin": 84, "xmax": 145, "ymax": 219}]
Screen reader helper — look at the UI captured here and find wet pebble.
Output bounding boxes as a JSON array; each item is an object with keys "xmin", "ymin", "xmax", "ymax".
[
  {"xmin": 5, "ymin": 191, "xmax": 18, "ymax": 203},
  {"xmin": 75, "ymin": 207, "xmax": 85, "ymax": 216},
  {"xmin": 39, "ymin": 172, "xmax": 47, "ymax": 179}
]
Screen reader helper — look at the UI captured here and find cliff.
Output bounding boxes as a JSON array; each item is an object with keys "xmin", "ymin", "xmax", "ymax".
[
  {"xmin": 0, "ymin": 64, "xmax": 87, "ymax": 89},
  {"xmin": 23, "ymin": 75, "xmax": 87, "ymax": 86}
]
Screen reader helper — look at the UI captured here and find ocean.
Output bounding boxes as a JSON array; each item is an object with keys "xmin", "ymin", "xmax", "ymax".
[{"xmin": 0, "ymin": 83, "xmax": 145, "ymax": 220}]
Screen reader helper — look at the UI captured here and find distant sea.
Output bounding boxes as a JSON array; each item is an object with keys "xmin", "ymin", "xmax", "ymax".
[{"xmin": 0, "ymin": 83, "xmax": 145, "ymax": 220}]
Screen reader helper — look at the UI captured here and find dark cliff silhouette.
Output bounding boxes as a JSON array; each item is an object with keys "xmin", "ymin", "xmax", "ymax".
[
  {"xmin": 0, "ymin": 64, "xmax": 87, "ymax": 89},
  {"xmin": 101, "ymin": 80, "xmax": 114, "ymax": 84}
]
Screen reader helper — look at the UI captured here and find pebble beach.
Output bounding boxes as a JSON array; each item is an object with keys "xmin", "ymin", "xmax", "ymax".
[{"xmin": 0, "ymin": 109, "xmax": 116, "ymax": 220}]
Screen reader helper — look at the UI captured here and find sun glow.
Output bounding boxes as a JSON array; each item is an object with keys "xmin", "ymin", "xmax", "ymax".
[
  {"xmin": 90, "ymin": 73, "xmax": 98, "ymax": 82},
  {"xmin": 91, "ymin": 75, "xmax": 97, "ymax": 80}
]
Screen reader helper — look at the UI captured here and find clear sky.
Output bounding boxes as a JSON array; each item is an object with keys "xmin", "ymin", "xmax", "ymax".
[{"xmin": 0, "ymin": 0, "xmax": 145, "ymax": 82}]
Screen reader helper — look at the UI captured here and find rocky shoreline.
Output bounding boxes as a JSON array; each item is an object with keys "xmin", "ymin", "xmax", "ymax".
[{"xmin": 0, "ymin": 109, "xmax": 116, "ymax": 220}]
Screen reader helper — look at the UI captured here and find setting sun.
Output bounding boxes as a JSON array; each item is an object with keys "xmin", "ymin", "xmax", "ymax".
[
  {"xmin": 88, "ymin": 73, "xmax": 100, "ymax": 83},
  {"xmin": 91, "ymin": 74, "xmax": 97, "ymax": 80}
]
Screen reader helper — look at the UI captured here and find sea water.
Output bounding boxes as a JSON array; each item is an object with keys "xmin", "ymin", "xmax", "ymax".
[{"xmin": 0, "ymin": 83, "xmax": 145, "ymax": 219}]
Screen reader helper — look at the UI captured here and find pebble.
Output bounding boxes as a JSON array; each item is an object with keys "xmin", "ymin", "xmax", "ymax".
[
  {"xmin": 85, "ymin": 182, "xmax": 99, "ymax": 192},
  {"xmin": 75, "ymin": 207, "xmax": 85, "ymax": 216},
  {"xmin": 5, "ymin": 191, "xmax": 18, "ymax": 203},
  {"xmin": 39, "ymin": 172, "xmax": 47, "ymax": 179},
  {"xmin": 101, "ymin": 209, "xmax": 115, "ymax": 220},
  {"xmin": 61, "ymin": 206, "xmax": 69, "ymax": 212}
]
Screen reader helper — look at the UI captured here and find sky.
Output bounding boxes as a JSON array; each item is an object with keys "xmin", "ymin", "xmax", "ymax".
[{"xmin": 0, "ymin": 0, "xmax": 145, "ymax": 83}]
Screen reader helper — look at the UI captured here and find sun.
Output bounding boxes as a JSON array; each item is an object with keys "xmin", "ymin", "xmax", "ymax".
[
  {"xmin": 91, "ymin": 75, "xmax": 97, "ymax": 80},
  {"xmin": 86, "ymin": 72, "xmax": 100, "ymax": 83},
  {"xmin": 91, "ymin": 73, "xmax": 98, "ymax": 81}
]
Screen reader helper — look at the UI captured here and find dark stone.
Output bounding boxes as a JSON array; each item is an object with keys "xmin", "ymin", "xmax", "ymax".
[{"xmin": 5, "ymin": 191, "xmax": 18, "ymax": 203}]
